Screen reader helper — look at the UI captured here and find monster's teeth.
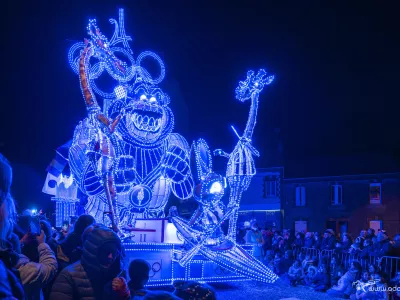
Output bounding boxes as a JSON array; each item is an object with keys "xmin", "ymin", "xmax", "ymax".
[{"xmin": 149, "ymin": 117, "xmax": 155, "ymax": 127}]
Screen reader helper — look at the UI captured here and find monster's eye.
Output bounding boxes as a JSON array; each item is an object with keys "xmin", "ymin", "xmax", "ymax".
[
  {"xmin": 140, "ymin": 95, "xmax": 147, "ymax": 101},
  {"xmin": 149, "ymin": 96, "xmax": 157, "ymax": 103}
]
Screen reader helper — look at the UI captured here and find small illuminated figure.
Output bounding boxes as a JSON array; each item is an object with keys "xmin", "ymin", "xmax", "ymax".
[{"xmin": 169, "ymin": 70, "xmax": 278, "ymax": 283}]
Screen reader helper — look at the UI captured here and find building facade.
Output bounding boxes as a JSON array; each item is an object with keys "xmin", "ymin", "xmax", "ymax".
[
  {"xmin": 238, "ymin": 167, "xmax": 283, "ymax": 229},
  {"xmin": 281, "ymin": 173, "xmax": 400, "ymax": 238}
]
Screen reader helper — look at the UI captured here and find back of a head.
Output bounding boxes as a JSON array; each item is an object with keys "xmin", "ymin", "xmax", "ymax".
[
  {"xmin": 81, "ymin": 226, "xmax": 123, "ymax": 281},
  {"xmin": 173, "ymin": 281, "xmax": 216, "ymax": 300},
  {"xmin": 0, "ymin": 154, "xmax": 15, "ymax": 241},
  {"xmin": 73, "ymin": 214, "xmax": 95, "ymax": 236},
  {"xmin": 129, "ymin": 259, "xmax": 150, "ymax": 289},
  {"xmin": 81, "ymin": 223, "xmax": 107, "ymax": 245}
]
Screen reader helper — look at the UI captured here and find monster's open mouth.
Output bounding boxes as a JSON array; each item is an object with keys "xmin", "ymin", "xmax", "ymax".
[{"xmin": 130, "ymin": 109, "xmax": 163, "ymax": 133}]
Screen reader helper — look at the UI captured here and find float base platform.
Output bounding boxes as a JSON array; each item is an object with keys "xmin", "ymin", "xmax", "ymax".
[{"xmin": 123, "ymin": 242, "xmax": 254, "ymax": 286}]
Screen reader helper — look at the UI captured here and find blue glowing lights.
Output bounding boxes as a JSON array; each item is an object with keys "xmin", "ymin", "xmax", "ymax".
[{"xmin": 65, "ymin": 8, "xmax": 278, "ymax": 285}]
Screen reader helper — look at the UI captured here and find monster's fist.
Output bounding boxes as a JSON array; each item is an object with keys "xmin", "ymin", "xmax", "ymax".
[{"xmin": 161, "ymin": 145, "xmax": 190, "ymax": 183}]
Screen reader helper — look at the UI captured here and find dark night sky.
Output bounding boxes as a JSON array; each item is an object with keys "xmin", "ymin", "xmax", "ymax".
[{"xmin": 1, "ymin": 1, "xmax": 400, "ymax": 209}]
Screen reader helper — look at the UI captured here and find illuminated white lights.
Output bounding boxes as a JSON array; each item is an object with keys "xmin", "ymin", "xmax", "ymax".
[
  {"xmin": 209, "ymin": 182, "xmax": 222, "ymax": 194},
  {"xmin": 114, "ymin": 85, "xmax": 127, "ymax": 99},
  {"xmin": 66, "ymin": 7, "xmax": 277, "ymax": 285}
]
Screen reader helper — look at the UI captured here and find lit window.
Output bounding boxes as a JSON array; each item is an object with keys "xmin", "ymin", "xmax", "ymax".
[
  {"xmin": 369, "ymin": 220, "xmax": 382, "ymax": 232},
  {"xmin": 369, "ymin": 183, "xmax": 381, "ymax": 204},
  {"xmin": 331, "ymin": 185, "xmax": 343, "ymax": 205},
  {"xmin": 295, "ymin": 186, "xmax": 306, "ymax": 206}
]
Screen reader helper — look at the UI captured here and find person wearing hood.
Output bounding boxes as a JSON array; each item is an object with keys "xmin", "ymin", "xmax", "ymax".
[
  {"xmin": 57, "ymin": 214, "xmax": 95, "ymax": 268},
  {"xmin": 371, "ymin": 231, "xmax": 392, "ymax": 257},
  {"xmin": 245, "ymin": 222, "xmax": 264, "ymax": 261},
  {"xmin": 321, "ymin": 229, "xmax": 336, "ymax": 250},
  {"xmin": 51, "ymin": 226, "xmax": 125, "ymax": 300}
]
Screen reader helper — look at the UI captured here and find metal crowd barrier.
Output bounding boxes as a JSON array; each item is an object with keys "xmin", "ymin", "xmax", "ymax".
[{"xmin": 289, "ymin": 247, "xmax": 400, "ymax": 280}]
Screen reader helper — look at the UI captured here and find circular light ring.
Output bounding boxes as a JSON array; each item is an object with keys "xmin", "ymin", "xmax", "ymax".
[
  {"xmin": 89, "ymin": 77, "xmax": 116, "ymax": 99},
  {"xmin": 136, "ymin": 51, "xmax": 165, "ymax": 85}
]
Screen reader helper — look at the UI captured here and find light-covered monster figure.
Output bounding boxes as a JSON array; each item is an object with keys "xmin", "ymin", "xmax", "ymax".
[
  {"xmin": 68, "ymin": 9, "xmax": 193, "ymax": 230},
  {"xmin": 169, "ymin": 70, "xmax": 278, "ymax": 283}
]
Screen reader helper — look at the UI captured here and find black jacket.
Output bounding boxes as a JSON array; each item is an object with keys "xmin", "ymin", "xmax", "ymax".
[
  {"xmin": 371, "ymin": 239, "xmax": 392, "ymax": 257},
  {"xmin": 321, "ymin": 236, "xmax": 336, "ymax": 250},
  {"xmin": 51, "ymin": 227, "xmax": 123, "ymax": 300}
]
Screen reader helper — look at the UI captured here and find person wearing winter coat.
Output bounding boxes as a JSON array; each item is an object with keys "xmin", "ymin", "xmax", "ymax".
[
  {"xmin": 303, "ymin": 265, "xmax": 317, "ymax": 286},
  {"xmin": 51, "ymin": 226, "xmax": 125, "ymax": 300},
  {"xmin": 360, "ymin": 239, "xmax": 374, "ymax": 259},
  {"xmin": 57, "ymin": 214, "xmax": 95, "ymax": 269},
  {"xmin": 370, "ymin": 231, "xmax": 392, "ymax": 257},
  {"xmin": 360, "ymin": 273, "xmax": 388, "ymax": 300},
  {"xmin": 245, "ymin": 222, "xmax": 264, "ymax": 261},
  {"xmin": 17, "ymin": 230, "xmax": 58, "ymax": 300},
  {"xmin": 327, "ymin": 261, "xmax": 362, "ymax": 298},
  {"xmin": 313, "ymin": 264, "xmax": 330, "ymax": 292},
  {"xmin": 330, "ymin": 256, "xmax": 345, "ymax": 287},
  {"xmin": 313, "ymin": 232, "xmax": 322, "ymax": 249},
  {"xmin": 304, "ymin": 232, "xmax": 314, "ymax": 248},
  {"xmin": 321, "ymin": 229, "xmax": 336, "ymax": 250},
  {"xmin": 286, "ymin": 260, "xmax": 303, "ymax": 286}
]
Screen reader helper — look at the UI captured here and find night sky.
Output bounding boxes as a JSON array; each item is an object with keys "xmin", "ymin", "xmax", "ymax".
[{"xmin": 2, "ymin": 1, "xmax": 400, "ymax": 209}]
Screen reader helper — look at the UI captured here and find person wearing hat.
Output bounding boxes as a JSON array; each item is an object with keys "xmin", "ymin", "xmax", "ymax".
[
  {"xmin": 321, "ymin": 229, "xmax": 336, "ymax": 250},
  {"xmin": 371, "ymin": 230, "xmax": 392, "ymax": 257}
]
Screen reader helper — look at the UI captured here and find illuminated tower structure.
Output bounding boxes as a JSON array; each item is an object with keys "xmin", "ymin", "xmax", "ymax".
[{"xmin": 50, "ymin": 175, "xmax": 79, "ymax": 227}]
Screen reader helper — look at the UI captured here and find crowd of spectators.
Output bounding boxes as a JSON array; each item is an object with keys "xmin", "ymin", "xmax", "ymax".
[
  {"xmin": 244, "ymin": 221, "xmax": 400, "ymax": 299},
  {"xmin": 0, "ymin": 153, "xmax": 217, "ymax": 300}
]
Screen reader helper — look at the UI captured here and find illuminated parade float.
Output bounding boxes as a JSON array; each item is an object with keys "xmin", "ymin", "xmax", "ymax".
[{"xmin": 45, "ymin": 9, "xmax": 278, "ymax": 285}]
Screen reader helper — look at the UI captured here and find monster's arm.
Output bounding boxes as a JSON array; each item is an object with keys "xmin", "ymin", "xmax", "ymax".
[
  {"xmin": 162, "ymin": 133, "xmax": 194, "ymax": 199},
  {"xmin": 69, "ymin": 118, "xmax": 105, "ymax": 196}
]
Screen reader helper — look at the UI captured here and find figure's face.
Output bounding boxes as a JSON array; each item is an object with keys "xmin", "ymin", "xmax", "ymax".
[
  {"xmin": 122, "ymin": 93, "xmax": 173, "ymax": 144},
  {"xmin": 360, "ymin": 230, "xmax": 366, "ymax": 237}
]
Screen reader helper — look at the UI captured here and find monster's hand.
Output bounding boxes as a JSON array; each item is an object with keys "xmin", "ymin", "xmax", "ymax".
[{"xmin": 162, "ymin": 145, "xmax": 191, "ymax": 183}]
